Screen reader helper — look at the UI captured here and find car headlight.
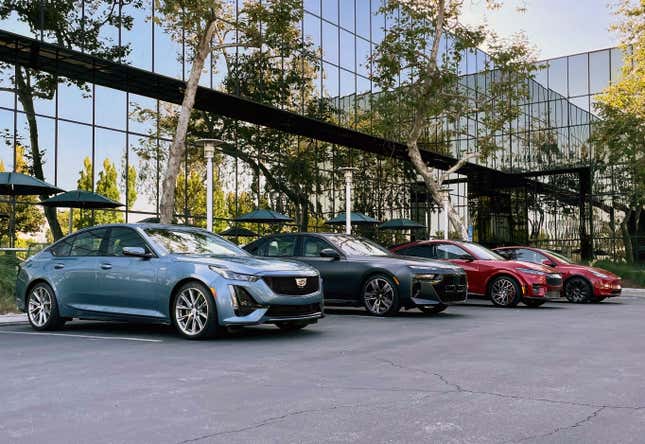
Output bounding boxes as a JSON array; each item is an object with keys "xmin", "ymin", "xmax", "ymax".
[
  {"xmin": 589, "ymin": 270, "xmax": 609, "ymax": 279},
  {"xmin": 209, "ymin": 265, "xmax": 260, "ymax": 282},
  {"xmin": 517, "ymin": 267, "xmax": 546, "ymax": 276}
]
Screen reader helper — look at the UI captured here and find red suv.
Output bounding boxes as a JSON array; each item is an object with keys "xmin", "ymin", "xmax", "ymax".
[
  {"xmin": 391, "ymin": 240, "xmax": 562, "ymax": 308},
  {"xmin": 494, "ymin": 246, "xmax": 622, "ymax": 303}
]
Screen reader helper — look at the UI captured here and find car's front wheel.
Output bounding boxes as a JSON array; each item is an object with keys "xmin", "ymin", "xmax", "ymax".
[
  {"xmin": 362, "ymin": 274, "xmax": 400, "ymax": 316},
  {"xmin": 27, "ymin": 282, "xmax": 65, "ymax": 331},
  {"xmin": 418, "ymin": 304, "xmax": 447, "ymax": 314},
  {"xmin": 488, "ymin": 276, "xmax": 522, "ymax": 307},
  {"xmin": 172, "ymin": 281, "xmax": 221, "ymax": 339},
  {"xmin": 564, "ymin": 277, "xmax": 593, "ymax": 303}
]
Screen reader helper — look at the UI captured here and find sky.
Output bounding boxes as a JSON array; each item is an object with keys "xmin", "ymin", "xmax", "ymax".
[{"xmin": 460, "ymin": 0, "xmax": 620, "ymax": 60}]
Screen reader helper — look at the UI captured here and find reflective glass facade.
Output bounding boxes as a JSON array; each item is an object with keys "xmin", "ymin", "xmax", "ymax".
[{"xmin": 0, "ymin": 1, "xmax": 631, "ymax": 259}]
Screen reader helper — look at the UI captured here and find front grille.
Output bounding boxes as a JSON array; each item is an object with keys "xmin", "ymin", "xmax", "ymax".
[
  {"xmin": 433, "ymin": 273, "xmax": 468, "ymax": 303},
  {"xmin": 263, "ymin": 276, "xmax": 319, "ymax": 295},
  {"xmin": 266, "ymin": 303, "xmax": 322, "ymax": 318},
  {"xmin": 546, "ymin": 274, "xmax": 563, "ymax": 287}
]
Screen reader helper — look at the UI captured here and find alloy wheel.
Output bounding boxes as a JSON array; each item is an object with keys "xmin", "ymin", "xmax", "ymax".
[
  {"xmin": 490, "ymin": 278, "xmax": 517, "ymax": 307},
  {"xmin": 565, "ymin": 278, "xmax": 591, "ymax": 303},
  {"xmin": 363, "ymin": 278, "xmax": 395, "ymax": 315},
  {"xmin": 28, "ymin": 286, "xmax": 52, "ymax": 327},
  {"xmin": 175, "ymin": 287, "xmax": 209, "ymax": 336}
]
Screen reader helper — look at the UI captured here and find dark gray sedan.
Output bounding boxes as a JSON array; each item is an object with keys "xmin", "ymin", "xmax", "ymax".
[{"xmin": 244, "ymin": 233, "xmax": 467, "ymax": 316}]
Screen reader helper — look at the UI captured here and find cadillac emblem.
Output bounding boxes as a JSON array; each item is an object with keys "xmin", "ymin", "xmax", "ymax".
[{"xmin": 295, "ymin": 278, "xmax": 308, "ymax": 288}]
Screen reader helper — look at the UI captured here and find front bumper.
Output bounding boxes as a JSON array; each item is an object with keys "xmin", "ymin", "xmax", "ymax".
[
  {"xmin": 595, "ymin": 279, "xmax": 622, "ymax": 297},
  {"xmin": 523, "ymin": 273, "xmax": 562, "ymax": 299},
  {"xmin": 410, "ymin": 272, "xmax": 468, "ymax": 306}
]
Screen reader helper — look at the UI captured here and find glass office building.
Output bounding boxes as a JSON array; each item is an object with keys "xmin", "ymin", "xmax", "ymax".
[{"xmin": 0, "ymin": 1, "xmax": 633, "ymax": 260}]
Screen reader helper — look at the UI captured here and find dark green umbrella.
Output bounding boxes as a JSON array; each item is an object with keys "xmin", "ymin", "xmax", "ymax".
[
  {"xmin": 325, "ymin": 212, "xmax": 380, "ymax": 225},
  {"xmin": 233, "ymin": 209, "xmax": 293, "ymax": 224},
  {"xmin": 0, "ymin": 172, "xmax": 64, "ymax": 196},
  {"xmin": 40, "ymin": 190, "xmax": 123, "ymax": 232},
  {"xmin": 0, "ymin": 172, "xmax": 64, "ymax": 247},
  {"xmin": 219, "ymin": 226, "xmax": 258, "ymax": 237},
  {"xmin": 378, "ymin": 218, "xmax": 426, "ymax": 230},
  {"xmin": 40, "ymin": 190, "xmax": 123, "ymax": 209}
]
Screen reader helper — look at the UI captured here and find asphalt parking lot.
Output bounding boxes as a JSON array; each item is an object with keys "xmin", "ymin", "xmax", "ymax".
[{"xmin": 1, "ymin": 294, "xmax": 645, "ymax": 444}]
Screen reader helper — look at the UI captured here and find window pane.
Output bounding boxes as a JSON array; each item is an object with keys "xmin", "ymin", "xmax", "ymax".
[
  {"xmin": 568, "ymin": 54, "xmax": 588, "ymax": 97},
  {"xmin": 106, "ymin": 227, "xmax": 148, "ymax": 256},
  {"xmin": 322, "ymin": 0, "xmax": 338, "ymax": 23},
  {"xmin": 589, "ymin": 50, "xmax": 609, "ymax": 94},
  {"xmin": 340, "ymin": 0, "xmax": 354, "ymax": 31},
  {"xmin": 303, "ymin": 236, "xmax": 333, "ymax": 256},
  {"xmin": 610, "ymin": 47, "xmax": 625, "ymax": 84},
  {"xmin": 70, "ymin": 229, "xmax": 108, "ymax": 256},
  {"xmin": 340, "ymin": 30, "xmax": 355, "ymax": 70},
  {"xmin": 547, "ymin": 57, "xmax": 567, "ymax": 97},
  {"xmin": 304, "ymin": 0, "xmax": 320, "ymax": 15},
  {"xmin": 322, "ymin": 21, "xmax": 338, "ymax": 64},
  {"xmin": 356, "ymin": 0, "xmax": 370, "ymax": 38},
  {"xmin": 265, "ymin": 236, "xmax": 297, "ymax": 257}
]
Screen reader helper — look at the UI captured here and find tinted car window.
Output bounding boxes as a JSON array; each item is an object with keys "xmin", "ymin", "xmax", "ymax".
[
  {"xmin": 326, "ymin": 235, "xmax": 390, "ymax": 256},
  {"xmin": 302, "ymin": 236, "xmax": 334, "ymax": 257},
  {"xmin": 69, "ymin": 229, "xmax": 108, "ymax": 257},
  {"xmin": 397, "ymin": 245, "xmax": 433, "ymax": 258},
  {"xmin": 435, "ymin": 243, "xmax": 468, "ymax": 260},
  {"xmin": 50, "ymin": 237, "xmax": 73, "ymax": 257},
  {"xmin": 264, "ymin": 236, "xmax": 297, "ymax": 257},
  {"xmin": 145, "ymin": 228, "xmax": 247, "ymax": 256},
  {"xmin": 514, "ymin": 248, "xmax": 547, "ymax": 265},
  {"xmin": 106, "ymin": 228, "xmax": 149, "ymax": 256}
]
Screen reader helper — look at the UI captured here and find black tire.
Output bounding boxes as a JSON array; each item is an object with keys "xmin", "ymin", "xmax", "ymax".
[
  {"xmin": 171, "ymin": 281, "xmax": 222, "ymax": 339},
  {"xmin": 564, "ymin": 277, "xmax": 594, "ymax": 303},
  {"xmin": 276, "ymin": 321, "xmax": 310, "ymax": 331},
  {"xmin": 418, "ymin": 304, "xmax": 448, "ymax": 314},
  {"xmin": 361, "ymin": 274, "xmax": 400, "ymax": 316},
  {"xmin": 488, "ymin": 276, "xmax": 522, "ymax": 307},
  {"xmin": 523, "ymin": 299, "xmax": 546, "ymax": 308},
  {"xmin": 26, "ymin": 282, "xmax": 65, "ymax": 331}
]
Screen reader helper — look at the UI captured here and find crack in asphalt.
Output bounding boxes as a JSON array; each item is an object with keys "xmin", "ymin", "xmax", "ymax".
[{"xmin": 378, "ymin": 358, "xmax": 645, "ymax": 411}]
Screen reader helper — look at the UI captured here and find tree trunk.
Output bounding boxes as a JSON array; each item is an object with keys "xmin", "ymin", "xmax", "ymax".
[
  {"xmin": 621, "ymin": 209, "xmax": 634, "ymax": 263},
  {"xmin": 406, "ymin": 141, "xmax": 468, "ymax": 240},
  {"xmin": 159, "ymin": 20, "xmax": 218, "ymax": 224},
  {"xmin": 15, "ymin": 67, "xmax": 64, "ymax": 240}
]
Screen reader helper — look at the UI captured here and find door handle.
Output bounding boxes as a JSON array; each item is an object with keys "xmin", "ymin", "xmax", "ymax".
[
  {"xmin": 54, "ymin": 263, "xmax": 65, "ymax": 270},
  {"xmin": 100, "ymin": 263, "xmax": 112, "ymax": 270}
]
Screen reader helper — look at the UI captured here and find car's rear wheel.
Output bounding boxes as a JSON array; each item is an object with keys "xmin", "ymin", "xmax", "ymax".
[
  {"xmin": 27, "ymin": 282, "xmax": 65, "ymax": 331},
  {"xmin": 276, "ymin": 321, "xmax": 310, "ymax": 331},
  {"xmin": 523, "ymin": 299, "xmax": 546, "ymax": 308},
  {"xmin": 489, "ymin": 276, "xmax": 522, "ymax": 307},
  {"xmin": 564, "ymin": 277, "xmax": 593, "ymax": 303},
  {"xmin": 362, "ymin": 274, "xmax": 400, "ymax": 316},
  {"xmin": 172, "ymin": 281, "xmax": 221, "ymax": 339},
  {"xmin": 418, "ymin": 304, "xmax": 447, "ymax": 314}
]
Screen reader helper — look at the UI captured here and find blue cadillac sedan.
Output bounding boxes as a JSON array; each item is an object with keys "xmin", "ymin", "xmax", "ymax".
[{"xmin": 15, "ymin": 224, "xmax": 323, "ymax": 339}]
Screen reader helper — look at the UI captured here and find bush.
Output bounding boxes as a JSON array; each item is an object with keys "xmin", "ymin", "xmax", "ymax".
[
  {"xmin": 0, "ymin": 255, "xmax": 19, "ymax": 314},
  {"xmin": 594, "ymin": 260, "xmax": 645, "ymax": 289}
]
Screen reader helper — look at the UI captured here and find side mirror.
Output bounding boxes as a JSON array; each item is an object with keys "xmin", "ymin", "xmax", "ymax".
[
  {"xmin": 497, "ymin": 251, "xmax": 512, "ymax": 259},
  {"xmin": 458, "ymin": 254, "xmax": 474, "ymax": 262},
  {"xmin": 319, "ymin": 248, "xmax": 340, "ymax": 260},
  {"xmin": 122, "ymin": 246, "xmax": 151, "ymax": 258},
  {"xmin": 542, "ymin": 259, "xmax": 557, "ymax": 268}
]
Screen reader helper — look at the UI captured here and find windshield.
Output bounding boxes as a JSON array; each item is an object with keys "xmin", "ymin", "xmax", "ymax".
[
  {"xmin": 465, "ymin": 243, "xmax": 505, "ymax": 260},
  {"xmin": 545, "ymin": 250, "xmax": 573, "ymax": 264},
  {"xmin": 145, "ymin": 228, "xmax": 248, "ymax": 257},
  {"xmin": 326, "ymin": 235, "xmax": 390, "ymax": 257}
]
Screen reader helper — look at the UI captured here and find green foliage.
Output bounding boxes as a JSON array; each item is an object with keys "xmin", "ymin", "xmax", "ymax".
[{"xmin": 0, "ymin": 255, "xmax": 19, "ymax": 314}]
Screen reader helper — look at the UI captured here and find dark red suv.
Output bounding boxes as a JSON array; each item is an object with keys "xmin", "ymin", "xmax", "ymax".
[
  {"xmin": 391, "ymin": 240, "xmax": 562, "ymax": 307},
  {"xmin": 494, "ymin": 246, "xmax": 622, "ymax": 303}
]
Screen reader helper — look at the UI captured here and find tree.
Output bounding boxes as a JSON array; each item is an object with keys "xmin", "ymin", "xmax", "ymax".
[
  {"xmin": 0, "ymin": 0, "xmax": 142, "ymax": 240},
  {"xmin": 156, "ymin": 0, "xmax": 307, "ymax": 224},
  {"xmin": 0, "ymin": 145, "xmax": 44, "ymax": 244},
  {"xmin": 95, "ymin": 158, "xmax": 123, "ymax": 225},
  {"xmin": 592, "ymin": 0, "xmax": 645, "ymax": 262},
  {"xmin": 370, "ymin": 0, "xmax": 537, "ymax": 240}
]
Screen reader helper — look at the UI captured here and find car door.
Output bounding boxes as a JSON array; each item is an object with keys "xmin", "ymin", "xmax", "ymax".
[
  {"xmin": 293, "ymin": 236, "xmax": 350, "ymax": 299},
  {"xmin": 434, "ymin": 243, "xmax": 485, "ymax": 294},
  {"xmin": 95, "ymin": 227, "xmax": 164, "ymax": 318},
  {"xmin": 50, "ymin": 228, "xmax": 108, "ymax": 313}
]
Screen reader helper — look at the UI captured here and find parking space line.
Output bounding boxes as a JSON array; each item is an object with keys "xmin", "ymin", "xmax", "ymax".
[{"xmin": 0, "ymin": 330, "xmax": 163, "ymax": 343}]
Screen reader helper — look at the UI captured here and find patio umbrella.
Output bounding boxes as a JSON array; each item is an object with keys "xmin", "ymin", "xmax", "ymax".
[
  {"xmin": 219, "ymin": 226, "xmax": 258, "ymax": 237},
  {"xmin": 378, "ymin": 218, "xmax": 426, "ymax": 230},
  {"xmin": 40, "ymin": 190, "xmax": 123, "ymax": 232},
  {"xmin": 0, "ymin": 172, "xmax": 64, "ymax": 247},
  {"xmin": 233, "ymin": 209, "xmax": 293, "ymax": 224},
  {"xmin": 325, "ymin": 212, "xmax": 380, "ymax": 226}
]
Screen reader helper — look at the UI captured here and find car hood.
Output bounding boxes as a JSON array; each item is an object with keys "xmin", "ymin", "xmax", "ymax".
[
  {"xmin": 353, "ymin": 255, "xmax": 464, "ymax": 273},
  {"xmin": 503, "ymin": 260, "xmax": 555, "ymax": 273},
  {"xmin": 564, "ymin": 264, "xmax": 620, "ymax": 279},
  {"xmin": 174, "ymin": 255, "xmax": 318, "ymax": 276}
]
